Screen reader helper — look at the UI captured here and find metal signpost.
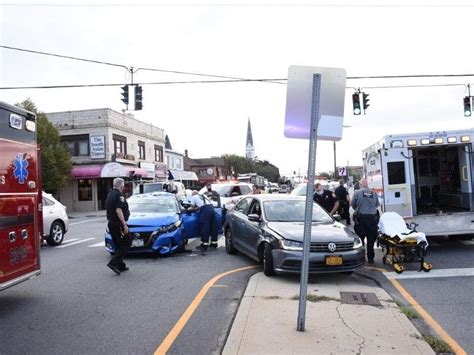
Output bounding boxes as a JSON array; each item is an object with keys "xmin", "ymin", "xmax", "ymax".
[{"xmin": 284, "ymin": 66, "xmax": 346, "ymax": 332}]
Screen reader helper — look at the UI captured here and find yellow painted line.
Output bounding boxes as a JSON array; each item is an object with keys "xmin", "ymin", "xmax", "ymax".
[
  {"xmin": 154, "ymin": 265, "xmax": 258, "ymax": 355},
  {"xmin": 389, "ymin": 278, "xmax": 467, "ymax": 355}
]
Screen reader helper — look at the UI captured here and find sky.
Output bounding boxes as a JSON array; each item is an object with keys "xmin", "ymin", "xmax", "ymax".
[{"xmin": 2, "ymin": 0, "xmax": 474, "ymax": 178}]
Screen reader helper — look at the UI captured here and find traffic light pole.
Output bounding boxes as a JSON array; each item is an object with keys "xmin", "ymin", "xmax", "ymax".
[{"xmin": 297, "ymin": 73, "xmax": 321, "ymax": 332}]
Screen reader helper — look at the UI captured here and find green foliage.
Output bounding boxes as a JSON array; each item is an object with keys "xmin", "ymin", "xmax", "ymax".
[
  {"xmin": 421, "ymin": 334, "xmax": 453, "ymax": 354},
  {"xmin": 222, "ymin": 154, "xmax": 280, "ymax": 182},
  {"xmin": 16, "ymin": 99, "xmax": 72, "ymax": 192}
]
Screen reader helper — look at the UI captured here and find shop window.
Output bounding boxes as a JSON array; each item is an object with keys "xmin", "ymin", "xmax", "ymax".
[
  {"xmin": 61, "ymin": 134, "xmax": 89, "ymax": 157},
  {"xmin": 138, "ymin": 141, "xmax": 146, "ymax": 160},
  {"xmin": 387, "ymin": 162, "xmax": 406, "ymax": 185},
  {"xmin": 155, "ymin": 145, "xmax": 163, "ymax": 162},
  {"xmin": 78, "ymin": 179, "xmax": 93, "ymax": 201}
]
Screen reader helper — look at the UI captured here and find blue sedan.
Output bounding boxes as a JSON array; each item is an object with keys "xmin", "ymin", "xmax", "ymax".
[{"xmin": 105, "ymin": 192, "xmax": 223, "ymax": 255}]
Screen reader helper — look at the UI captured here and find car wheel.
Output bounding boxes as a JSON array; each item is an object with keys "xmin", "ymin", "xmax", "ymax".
[
  {"xmin": 263, "ymin": 243, "xmax": 275, "ymax": 276},
  {"xmin": 225, "ymin": 228, "xmax": 237, "ymax": 255},
  {"xmin": 46, "ymin": 221, "xmax": 65, "ymax": 246}
]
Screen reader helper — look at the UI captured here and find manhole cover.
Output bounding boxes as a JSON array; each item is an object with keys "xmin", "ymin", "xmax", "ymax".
[{"xmin": 340, "ymin": 292, "xmax": 381, "ymax": 306}]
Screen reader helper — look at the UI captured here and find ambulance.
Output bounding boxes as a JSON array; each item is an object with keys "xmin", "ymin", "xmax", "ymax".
[
  {"xmin": 0, "ymin": 102, "xmax": 42, "ymax": 291},
  {"xmin": 363, "ymin": 129, "xmax": 474, "ymax": 237}
]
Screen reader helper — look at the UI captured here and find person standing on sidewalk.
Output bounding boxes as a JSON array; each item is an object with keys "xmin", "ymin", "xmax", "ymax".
[
  {"xmin": 106, "ymin": 178, "xmax": 131, "ymax": 275},
  {"xmin": 191, "ymin": 191, "xmax": 218, "ymax": 250},
  {"xmin": 335, "ymin": 180, "xmax": 351, "ymax": 225},
  {"xmin": 351, "ymin": 178, "xmax": 379, "ymax": 264}
]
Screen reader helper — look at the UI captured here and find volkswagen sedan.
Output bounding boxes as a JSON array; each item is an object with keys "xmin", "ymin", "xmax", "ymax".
[
  {"xmin": 105, "ymin": 192, "xmax": 223, "ymax": 255},
  {"xmin": 223, "ymin": 195, "xmax": 365, "ymax": 276}
]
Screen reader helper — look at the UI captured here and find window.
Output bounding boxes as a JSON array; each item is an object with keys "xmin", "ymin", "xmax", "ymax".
[
  {"xmin": 387, "ymin": 162, "xmax": 406, "ymax": 185},
  {"xmin": 175, "ymin": 158, "xmax": 182, "ymax": 169},
  {"xmin": 113, "ymin": 134, "xmax": 127, "ymax": 155},
  {"xmin": 138, "ymin": 141, "xmax": 146, "ymax": 160},
  {"xmin": 154, "ymin": 145, "xmax": 163, "ymax": 162},
  {"xmin": 61, "ymin": 134, "xmax": 89, "ymax": 157},
  {"xmin": 235, "ymin": 198, "xmax": 250, "ymax": 214},
  {"xmin": 78, "ymin": 179, "xmax": 93, "ymax": 201},
  {"xmin": 240, "ymin": 185, "xmax": 252, "ymax": 195},
  {"xmin": 166, "ymin": 156, "xmax": 170, "ymax": 166}
]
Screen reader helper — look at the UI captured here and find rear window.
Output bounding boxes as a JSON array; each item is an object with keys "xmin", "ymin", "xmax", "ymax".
[{"xmin": 387, "ymin": 162, "xmax": 406, "ymax": 185}]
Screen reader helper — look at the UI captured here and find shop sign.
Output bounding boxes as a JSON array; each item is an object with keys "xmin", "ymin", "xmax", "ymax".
[{"xmin": 90, "ymin": 136, "xmax": 106, "ymax": 159}]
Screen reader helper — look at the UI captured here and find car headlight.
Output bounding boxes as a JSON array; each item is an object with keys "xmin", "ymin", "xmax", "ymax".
[
  {"xmin": 151, "ymin": 220, "xmax": 183, "ymax": 239},
  {"xmin": 353, "ymin": 237, "xmax": 363, "ymax": 249},
  {"xmin": 279, "ymin": 239, "xmax": 303, "ymax": 251}
]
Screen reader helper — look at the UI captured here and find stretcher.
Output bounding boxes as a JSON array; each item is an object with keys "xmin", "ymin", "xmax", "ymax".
[{"xmin": 377, "ymin": 212, "xmax": 432, "ymax": 274}]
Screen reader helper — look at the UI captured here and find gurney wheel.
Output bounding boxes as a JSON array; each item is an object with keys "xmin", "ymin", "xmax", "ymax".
[
  {"xmin": 393, "ymin": 263, "xmax": 404, "ymax": 274},
  {"xmin": 422, "ymin": 262, "xmax": 432, "ymax": 272}
]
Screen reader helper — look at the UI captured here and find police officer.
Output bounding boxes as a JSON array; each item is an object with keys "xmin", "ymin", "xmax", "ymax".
[
  {"xmin": 313, "ymin": 183, "xmax": 339, "ymax": 215},
  {"xmin": 335, "ymin": 180, "xmax": 351, "ymax": 225},
  {"xmin": 106, "ymin": 177, "xmax": 131, "ymax": 275},
  {"xmin": 204, "ymin": 183, "xmax": 221, "ymax": 207},
  {"xmin": 351, "ymin": 178, "xmax": 380, "ymax": 264},
  {"xmin": 190, "ymin": 190, "xmax": 218, "ymax": 250}
]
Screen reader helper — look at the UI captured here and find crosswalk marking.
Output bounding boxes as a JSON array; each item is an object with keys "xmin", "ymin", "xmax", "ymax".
[
  {"xmin": 57, "ymin": 238, "xmax": 95, "ymax": 248},
  {"xmin": 88, "ymin": 241, "xmax": 105, "ymax": 248},
  {"xmin": 61, "ymin": 238, "xmax": 79, "ymax": 245},
  {"xmin": 384, "ymin": 267, "xmax": 474, "ymax": 280}
]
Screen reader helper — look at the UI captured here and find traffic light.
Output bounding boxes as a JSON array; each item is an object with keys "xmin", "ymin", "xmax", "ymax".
[
  {"xmin": 135, "ymin": 85, "xmax": 143, "ymax": 111},
  {"xmin": 362, "ymin": 92, "xmax": 370, "ymax": 113},
  {"xmin": 464, "ymin": 96, "xmax": 471, "ymax": 117},
  {"xmin": 121, "ymin": 85, "xmax": 129, "ymax": 105},
  {"xmin": 352, "ymin": 93, "xmax": 361, "ymax": 115}
]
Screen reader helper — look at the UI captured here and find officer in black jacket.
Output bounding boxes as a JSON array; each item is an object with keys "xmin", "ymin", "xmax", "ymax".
[{"xmin": 106, "ymin": 177, "xmax": 131, "ymax": 275}]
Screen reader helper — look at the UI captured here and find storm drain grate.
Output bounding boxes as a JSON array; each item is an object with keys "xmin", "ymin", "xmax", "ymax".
[{"xmin": 339, "ymin": 292, "xmax": 381, "ymax": 306}]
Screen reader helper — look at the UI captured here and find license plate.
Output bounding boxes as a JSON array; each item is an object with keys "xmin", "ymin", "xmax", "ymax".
[
  {"xmin": 325, "ymin": 255, "xmax": 343, "ymax": 266},
  {"xmin": 132, "ymin": 239, "xmax": 144, "ymax": 247}
]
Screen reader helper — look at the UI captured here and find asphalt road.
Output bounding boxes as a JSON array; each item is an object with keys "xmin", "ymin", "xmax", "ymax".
[
  {"xmin": 0, "ymin": 217, "xmax": 259, "ymax": 354},
  {"xmin": 376, "ymin": 236, "xmax": 474, "ymax": 354}
]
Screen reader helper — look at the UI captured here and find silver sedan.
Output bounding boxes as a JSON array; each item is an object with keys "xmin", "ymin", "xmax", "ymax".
[{"xmin": 223, "ymin": 194, "xmax": 365, "ymax": 276}]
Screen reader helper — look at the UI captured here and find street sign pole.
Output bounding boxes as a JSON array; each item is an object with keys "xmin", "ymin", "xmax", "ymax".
[{"xmin": 297, "ymin": 73, "xmax": 321, "ymax": 332}]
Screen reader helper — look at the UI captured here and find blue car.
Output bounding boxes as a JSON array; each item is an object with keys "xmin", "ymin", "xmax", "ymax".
[{"xmin": 105, "ymin": 192, "xmax": 224, "ymax": 255}]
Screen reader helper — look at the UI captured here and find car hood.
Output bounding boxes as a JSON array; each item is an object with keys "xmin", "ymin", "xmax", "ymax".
[
  {"xmin": 128, "ymin": 212, "xmax": 179, "ymax": 227},
  {"xmin": 267, "ymin": 221, "xmax": 355, "ymax": 242}
]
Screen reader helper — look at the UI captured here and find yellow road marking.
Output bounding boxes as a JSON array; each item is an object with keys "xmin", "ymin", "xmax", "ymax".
[
  {"xmin": 154, "ymin": 265, "xmax": 258, "ymax": 355},
  {"xmin": 389, "ymin": 278, "xmax": 467, "ymax": 355}
]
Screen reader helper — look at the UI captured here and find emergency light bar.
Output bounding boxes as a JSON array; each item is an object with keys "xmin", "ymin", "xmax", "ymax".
[
  {"xmin": 461, "ymin": 135, "xmax": 471, "ymax": 142},
  {"xmin": 434, "ymin": 138, "xmax": 443, "ymax": 144},
  {"xmin": 421, "ymin": 139, "xmax": 430, "ymax": 145},
  {"xmin": 407, "ymin": 139, "xmax": 417, "ymax": 146},
  {"xmin": 447, "ymin": 137, "xmax": 457, "ymax": 143}
]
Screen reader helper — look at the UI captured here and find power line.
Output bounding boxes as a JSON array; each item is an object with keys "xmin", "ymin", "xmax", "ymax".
[
  {"xmin": 2, "ymin": 3, "xmax": 473, "ymax": 7},
  {"xmin": 0, "ymin": 81, "xmax": 469, "ymax": 91}
]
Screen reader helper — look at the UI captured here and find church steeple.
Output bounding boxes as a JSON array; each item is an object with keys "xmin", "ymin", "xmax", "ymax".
[{"xmin": 245, "ymin": 118, "xmax": 255, "ymax": 160}]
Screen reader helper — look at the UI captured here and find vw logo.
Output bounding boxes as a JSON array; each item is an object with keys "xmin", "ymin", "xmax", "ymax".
[
  {"xmin": 134, "ymin": 233, "xmax": 140, "ymax": 238},
  {"xmin": 327, "ymin": 242, "xmax": 337, "ymax": 252}
]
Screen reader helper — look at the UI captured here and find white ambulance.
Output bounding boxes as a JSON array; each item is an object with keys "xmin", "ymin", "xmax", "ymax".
[{"xmin": 363, "ymin": 129, "xmax": 474, "ymax": 238}]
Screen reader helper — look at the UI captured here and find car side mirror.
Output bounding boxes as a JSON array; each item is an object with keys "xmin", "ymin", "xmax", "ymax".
[
  {"xmin": 248, "ymin": 214, "xmax": 261, "ymax": 222},
  {"xmin": 333, "ymin": 214, "xmax": 341, "ymax": 222}
]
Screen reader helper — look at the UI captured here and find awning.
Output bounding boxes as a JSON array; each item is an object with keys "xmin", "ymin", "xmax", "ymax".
[
  {"xmin": 71, "ymin": 163, "xmax": 149, "ymax": 179},
  {"xmin": 71, "ymin": 165, "xmax": 103, "ymax": 179},
  {"xmin": 168, "ymin": 169, "xmax": 198, "ymax": 181}
]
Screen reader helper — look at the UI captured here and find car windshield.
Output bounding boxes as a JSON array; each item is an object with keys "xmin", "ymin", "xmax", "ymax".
[
  {"xmin": 263, "ymin": 200, "xmax": 333, "ymax": 223},
  {"xmin": 128, "ymin": 196, "xmax": 178, "ymax": 214},
  {"xmin": 208, "ymin": 184, "xmax": 232, "ymax": 195},
  {"xmin": 139, "ymin": 184, "xmax": 164, "ymax": 194}
]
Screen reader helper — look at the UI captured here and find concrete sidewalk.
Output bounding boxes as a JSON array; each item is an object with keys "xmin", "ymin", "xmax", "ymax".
[
  {"xmin": 223, "ymin": 272, "xmax": 434, "ymax": 355},
  {"xmin": 68, "ymin": 210, "xmax": 106, "ymax": 219}
]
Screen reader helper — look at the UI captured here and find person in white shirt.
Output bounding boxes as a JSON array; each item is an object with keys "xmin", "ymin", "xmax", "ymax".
[{"xmin": 190, "ymin": 191, "xmax": 218, "ymax": 251}]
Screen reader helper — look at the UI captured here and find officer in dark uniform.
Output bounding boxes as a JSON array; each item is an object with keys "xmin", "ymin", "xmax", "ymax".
[
  {"xmin": 351, "ymin": 178, "xmax": 380, "ymax": 264},
  {"xmin": 106, "ymin": 177, "xmax": 131, "ymax": 275},
  {"xmin": 335, "ymin": 180, "xmax": 351, "ymax": 225},
  {"xmin": 313, "ymin": 183, "xmax": 339, "ymax": 215}
]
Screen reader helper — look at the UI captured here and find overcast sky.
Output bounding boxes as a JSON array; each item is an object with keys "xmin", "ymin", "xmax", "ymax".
[{"xmin": 2, "ymin": 0, "xmax": 474, "ymax": 178}]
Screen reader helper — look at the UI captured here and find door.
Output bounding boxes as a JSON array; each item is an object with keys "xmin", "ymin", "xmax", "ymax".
[
  {"xmin": 458, "ymin": 145, "xmax": 472, "ymax": 210},
  {"xmin": 238, "ymin": 199, "xmax": 262, "ymax": 259},
  {"xmin": 381, "ymin": 147, "xmax": 413, "ymax": 217},
  {"xmin": 228, "ymin": 197, "xmax": 252, "ymax": 250}
]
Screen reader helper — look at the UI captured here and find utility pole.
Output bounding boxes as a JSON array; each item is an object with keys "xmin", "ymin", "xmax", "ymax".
[{"xmin": 333, "ymin": 141, "xmax": 337, "ymax": 180}]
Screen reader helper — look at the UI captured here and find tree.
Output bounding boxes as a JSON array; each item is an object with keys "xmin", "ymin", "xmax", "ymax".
[
  {"xmin": 222, "ymin": 154, "xmax": 280, "ymax": 182},
  {"xmin": 16, "ymin": 99, "xmax": 72, "ymax": 193}
]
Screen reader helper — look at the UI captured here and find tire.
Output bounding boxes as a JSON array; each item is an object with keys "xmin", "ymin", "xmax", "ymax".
[
  {"xmin": 263, "ymin": 243, "xmax": 275, "ymax": 276},
  {"xmin": 225, "ymin": 228, "xmax": 237, "ymax": 255},
  {"xmin": 46, "ymin": 221, "xmax": 65, "ymax": 246}
]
